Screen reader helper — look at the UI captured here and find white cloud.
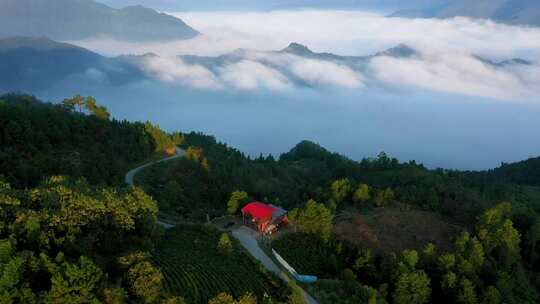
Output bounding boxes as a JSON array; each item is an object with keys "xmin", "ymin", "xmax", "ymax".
[
  {"xmin": 141, "ymin": 56, "xmax": 221, "ymax": 89},
  {"xmin": 369, "ymin": 51, "xmax": 537, "ymax": 100},
  {"xmin": 289, "ymin": 58, "xmax": 364, "ymax": 88},
  {"xmin": 218, "ymin": 60, "xmax": 291, "ymax": 90},
  {"xmin": 72, "ymin": 10, "xmax": 540, "ymax": 60},
  {"xmin": 67, "ymin": 10, "xmax": 540, "ymax": 100}
]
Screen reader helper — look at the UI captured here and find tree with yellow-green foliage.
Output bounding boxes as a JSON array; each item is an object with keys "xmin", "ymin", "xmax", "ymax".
[
  {"xmin": 145, "ymin": 122, "xmax": 178, "ymax": 154},
  {"xmin": 186, "ymin": 146, "xmax": 210, "ymax": 170},
  {"xmin": 62, "ymin": 95, "xmax": 110, "ymax": 120},
  {"xmin": 373, "ymin": 188, "xmax": 394, "ymax": 207},
  {"xmin": 126, "ymin": 261, "xmax": 164, "ymax": 303},
  {"xmin": 287, "ymin": 281, "xmax": 307, "ymax": 304},
  {"xmin": 0, "ymin": 176, "xmax": 164, "ymax": 303},
  {"xmin": 353, "ymin": 183, "xmax": 371, "ymax": 204},
  {"xmin": 218, "ymin": 233, "xmax": 233, "ymax": 254},
  {"xmin": 227, "ymin": 190, "xmax": 248, "ymax": 214},
  {"xmin": 208, "ymin": 293, "xmax": 256, "ymax": 304},
  {"xmin": 476, "ymin": 202, "xmax": 521, "ymax": 268},
  {"xmin": 46, "ymin": 256, "xmax": 104, "ymax": 304},
  {"xmin": 392, "ymin": 270, "xmax": 431, "ymax": 304},
  {"xmin": 289, "ymin": 199, "xmax": 334, "ymax": 242},
  {"xmin": 331, "ymin": 178, "xmax": 352, "ymax": 205}
]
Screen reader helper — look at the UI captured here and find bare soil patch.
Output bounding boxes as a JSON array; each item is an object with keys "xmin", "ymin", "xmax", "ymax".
[{"xmin": 334, "ymin": 208, "xmax": 462, "ymax": 253}]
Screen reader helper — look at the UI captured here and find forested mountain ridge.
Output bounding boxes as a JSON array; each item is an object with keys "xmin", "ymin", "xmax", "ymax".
[
  {"xmin": 0, "ymin": 37, "xmax": 145, "ymax": 92},
  {"xmin": 0, "ymin": 94, "xmax": 181, "ymax": 188},
  {"xmin": 0, "ymin": 0, "xmax": 199, "ymax": 42},
  {"xmin": 467, "ymin": 156, "xmax": 540, "ymax": 186},
  {"xmin": 137, "ymin": 131, "xmax": 540, "ymax": 303},
  {"xmin": 0, "ymin": 94, "xmax": 191, "ymax": 303},
  {"xmin": 139, "ymin": 132, "xmax": 540, "ymax": 227},
  {"xmin": 2, "ymin": 94, "xmax": 540, "ymax": 303},
  {"xmin": 0, "ymin": 94, "xmax": 296, "ymax": 303}
]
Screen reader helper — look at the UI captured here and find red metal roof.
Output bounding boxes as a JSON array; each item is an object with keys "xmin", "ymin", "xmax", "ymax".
[{"xmin": 241, "ymin": 202, "xmax": 277, "ymax": 219}]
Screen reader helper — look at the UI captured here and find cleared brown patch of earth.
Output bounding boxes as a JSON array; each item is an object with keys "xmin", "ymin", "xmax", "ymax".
[{"xmin": 334, "ymin": 208, "xmax": 462, "ymax": 253}]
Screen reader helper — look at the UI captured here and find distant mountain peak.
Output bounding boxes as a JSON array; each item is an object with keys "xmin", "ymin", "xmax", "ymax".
[
  {"xmin": 281, "ymin": 42, "xmax": 314, "ymax": 55},
  {"xmin": 376, "ymin": 44, "xmax": 418, "ymax": 58},
  {"xmin": 0, "ymin": 0, "xmax": 199, "ymax": 42},
  {"xmin": 474, "ymin": 55, "xmax": 533, "ymax": 67}
]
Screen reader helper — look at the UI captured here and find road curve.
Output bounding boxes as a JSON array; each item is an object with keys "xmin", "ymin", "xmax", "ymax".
[{"xmin": 125, "ymin": 147, "xmax": 184, "ymax": 229}]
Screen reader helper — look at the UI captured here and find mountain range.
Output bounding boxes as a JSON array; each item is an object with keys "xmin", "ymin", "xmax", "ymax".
[
  {"xmin": 0, "ymin": 36, "xmax": 532, "ymax": 93},
  {"xmin": 390, "ymin": 0, "xmax": 540, "ymax": 27},
  {"xmin": 0, "ymin": 0, "xmax": 199, "ymax": 42},
  {"xmin": 0, "ymin": 37, "xmax": 420, "ymax": 92},
  {"xmin": 0, "ymin": 37, "xmax": 144, "ymax": 92}
]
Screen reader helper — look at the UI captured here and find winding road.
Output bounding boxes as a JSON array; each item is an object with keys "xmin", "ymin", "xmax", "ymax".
[
  {"xmin": 125, "ymin": 148, "xmax": 318, "ymax": 304},
  {"xmin": 125, "ymin": 147, "xmax": 185, "ymax": 229}
]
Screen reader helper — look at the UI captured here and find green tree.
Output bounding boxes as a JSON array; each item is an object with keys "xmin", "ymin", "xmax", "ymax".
[
  {"xmin": 218, "ymin": 233, "xmax": 233, "ymax": 254},
  {"xmin": 145, "ymin": 122, "xmax": 177, "ymax": 154},
  {"xmin": 354, "ymin": 248, "xmax": 374, "ymax": 272},
  {"xmin": 186, "ymin": 146, "xmax": 210, "ymax": 170},
  {"xmin": 0, "ymin": 255, "xmax": 29, "ymax": 303},
  {"xmin": 236, "ymin": 293, "xmax": 256, "ymax": 304},
  {"xmin": 287, "ymin": 281, "xmax": 307, "ymax": 304},
  {"xmin": 353, "ymin": 183, "xmax": 371, "ymax": 204},
  {"xmin": 103, "ymin": 287, "xmax": 128, "ymax": 304},
  {"xmin": 46, "ymin": 256, "xmax": 104, "ymax": 304},
  {"xmin": 392, "ymin": 270, "xmax": 431, "ymax": 304},
  {"xmin": 401, "ymin": 250, "xmax": 419, "ymax": 271},
  {"xmin": 62, "ymin": 95, "xmax": 85, "ymax": 112},
  {"xmin": 293, "ymin": 199, "xmax": 334, "ymax": 242},
  {"xmin": 454, "ymin": 232, "xmax": 485, "ymax": 275},
  {"xmin": 208, "ymin": 293, "xmax": 256, "ymax": 304},
  {"xmin": 84, "ymin": 96, "xmax": 110, "ymax": 120},
  {"xmin": 374, "ymin": 188, "xmax": 394, "ymax": 207},
  {"xmin": 342, "ymin": 268, "xmax": 357, "ymax": 282},
  {"xmin": 227, "ymin": 191, "xmax": 248, "ymax": 215},
  {"xmin": 477, "ymin": 203, "xmax": 521, "ymax": 267},
  {"xmin": 208, "ymin": 293, "xmax": 235, "ymax": 304},
  {"xmin": 481, "ymin": 286, "xmax": 501, "ymax": 304},
  {"xmin": 438, "ymin": 253, "xmax": 456, "ymax": 273},
  {"xmin": 456, "ymin": 279, "xmax": 478, "ymax": 304},
  {"xmin": 441, "ymin": 271, "xmax": 458, "ymax": 292},
  {"xmin": 126, "ymin": 261, "xmax": 164, "ymax": 303},
  {"xmin": 331, "ymin": 178, "xmax": 351, "ymax": 204}
]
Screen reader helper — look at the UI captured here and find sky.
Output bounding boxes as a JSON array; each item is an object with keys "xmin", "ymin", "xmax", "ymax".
[{"xmin": 50, "ymin": 10, "xmax": 540, "ymax": 170}]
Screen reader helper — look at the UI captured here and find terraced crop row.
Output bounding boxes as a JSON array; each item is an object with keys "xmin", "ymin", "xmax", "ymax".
[{"xmin": 152, "ymin": 225, "xmax": 284, "ymax": 303}]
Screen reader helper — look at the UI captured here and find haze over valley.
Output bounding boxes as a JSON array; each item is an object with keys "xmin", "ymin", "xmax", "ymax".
[{"xmin": 3, "ymin": 2, "xmax": 540, "ymax": 169}]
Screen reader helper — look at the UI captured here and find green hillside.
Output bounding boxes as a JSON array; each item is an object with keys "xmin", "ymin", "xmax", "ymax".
[{"xmin": 2, "ymin": 94, "xmax": 539, "ymax": 304}]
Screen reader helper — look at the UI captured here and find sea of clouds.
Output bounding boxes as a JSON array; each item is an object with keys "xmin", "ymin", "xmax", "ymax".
[
  {"xmin": 51, "ymin": 10, "xmax": 540, "ymax": 169},
  {"xmin": 70, "ymin": 10, "xmax": 540, "ymax": 101}
]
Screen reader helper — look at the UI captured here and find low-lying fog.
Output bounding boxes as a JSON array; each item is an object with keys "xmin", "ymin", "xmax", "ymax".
[{"xmin": 38, "ymin": 10, "xmax": 540, "ymax": 170}]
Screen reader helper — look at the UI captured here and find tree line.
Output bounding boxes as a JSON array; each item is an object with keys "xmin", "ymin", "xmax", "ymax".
[{"xmin": 0, "ymin": 94, "xmax": 181, "ymax": 188}]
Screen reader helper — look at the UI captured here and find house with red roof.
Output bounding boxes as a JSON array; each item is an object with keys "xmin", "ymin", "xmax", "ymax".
[{"xmin": 241, "ymin": 201, "xmax": 288, "ymax": 234}]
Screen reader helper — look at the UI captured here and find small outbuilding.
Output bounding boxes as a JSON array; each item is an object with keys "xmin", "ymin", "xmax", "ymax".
[{"xmin": 241, "ymin": 202, "xmax": 288, "ymax": 234}]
